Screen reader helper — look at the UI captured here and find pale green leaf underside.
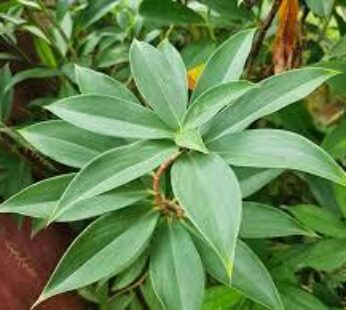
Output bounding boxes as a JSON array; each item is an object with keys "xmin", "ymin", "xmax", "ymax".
[
  {"xmin": 150, "ymin": 222, "xmax": 205, "ymax": 310},
  {"xmin": 174, "ymin": 128, "xmax": 208, "ymax": 153},
  {"xmin": 209, "ymin": 129, "xmax": 346, "ymax": 185}
]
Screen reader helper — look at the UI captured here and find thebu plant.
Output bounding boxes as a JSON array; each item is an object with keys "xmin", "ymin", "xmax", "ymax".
[{"xmin": 0, "ymin": 29, "xmax": 344, "ymax": 310}]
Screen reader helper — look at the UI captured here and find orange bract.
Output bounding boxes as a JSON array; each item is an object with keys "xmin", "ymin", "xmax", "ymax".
[
  {"xmin": 273, "ymin": 0, "xmax": 301, "ymax": 73},
  {"xmin": 187, "ymin": 64, "xmax": 205, "ymax": 90}
]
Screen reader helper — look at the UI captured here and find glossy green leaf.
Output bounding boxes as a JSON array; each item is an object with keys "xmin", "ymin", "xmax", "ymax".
[
  {"xmin": 130, "ymin": 40, "xmax": 187, "ymax": 129},
  {"xmin": 0, "ymin": 64, "xmax": 13, "ymax": 121},
  {"xmin": 36, "ymin": 206, "xmax": 158, "ymax": 304},
  {"xmin": 234, "ymin": 167, "xmax": 283, "ymax": 198},
  {"xmin": 112, "ymin": 254, "xmax": 148, "ymax": 291},
  {"xmin": 209, "ymin": 129, "xmax": 346, "ymax": 185},
  {"xmin": 174, "ymin": 128, "xmax": 208, "ymax": 153},
  {"xmin": 75, "ymin": 66, "xmax": 139, "ymax": 103},
  {"xmin": 150, "ymin": 222, "xmax": 205, "ymax": 310},
  {"xmin": 279, "ymin": 285, "xmax": 329, "ymax": 310},
  {"xmin": 77, "ymin": 0, "xmax": 119, "ymax": 29},
  {"xmin": 184, "ymin": 81, "xmax": 255, "ymax": 129},
  {"xmin": 233, "ymin": 240, "xmax": 284, "ymax": 310},
  {"xmin": 288, "ymin": 204, "xmax": 346, "ymax": 238},
  {"xmin": 240, "ymin": 202, "xmax": 313, "ymax": 238},
  {"xmin": 322, "ymin": 120, "xmax": 346, "ymax": 159},
  {"xmin": 139, "ymin": 0, "xmax": 204, "ymax": 26},
  {"xmin": 206, "ymin": 68, "xmax": 338, "ymax": 141},
  {"xmin": 47, "ymin": 95, "xmax": 174, "ymax": 139},
  {"xmin": 172, "ymin": 153, "xmax": 242, "ymax": 280},
  {"xmin": 202, "ymin": 286, "xmax": 242, "ymax": 310},
  {"xmin": 51, "ymin": 140, "xmax": 178, "ymax": 221},
  {"xmin": 305, "ymin": 0, "xmax": 335, "ymax": 17},
  {"xmin": 0, "ymin": 173, "xmax": 148, "ymax": 222},
  {"xmin": 20, "ymin": 120, "xmax": 124, "ymax": 168},
  {"xmin": 296, "ymin": 239, "xmax": 346, "ymax": 272},
  {"xmin": 191, "ymin": 29, "xmax": 256, "ymax": 101}
]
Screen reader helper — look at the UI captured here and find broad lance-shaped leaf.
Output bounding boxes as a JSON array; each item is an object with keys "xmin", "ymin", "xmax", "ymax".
[
  {"xmin": 75, "ymin": 65, "xmax": 139, "ymax": 103},
  {"xmin": 130, "ymin": 40, "xmax": 187, "ymax": 129},
  {"xmin": 189, "ymin": 230, "xmax": 284, "ymax": 310},
  {"xmin": 208, "ymin": 129, "xmax": 346, "ymax": 185},
  {"xmin": 240, "ymin": 202, "xmax": 313, "ymax": 238},
  {"xmin": 50, "ymin": 140, "xmax": 178, "ymax": 221},
  {"xmin": 232, "ymin": 240, "xmax": 284, "ymax": 310},
  {"xmin": 184, "ymin": 81, "xmax": 255, "ymax": 129},
  {"xmin": 191, "ymin": 29, "xmax": 256, "ymax": 101},
  {"xmin": 174, "ymin": 128, "xmax": 208, "ymax": 153},
  {"xmin": 35, "ymin": 206, "xmax": 158, "ymax": 305},
  {"xmin": 172, "ymin": 153, "xmax": 242, "ymax": 279},
  {"xmin": 46, "ymin": 95, "xmax": 174, "ymax": 140},
  {"xmin": 159, "ymin": 39, "xmax": 188, "ymax": 108},
  {"xmin": 20, "ymin": 120, "xmax": 124, "ymax": 168},
  {"xmin": 150, "ymin": 222, "xmax": 205, "ymax": 310},
  {"xmin": 0, "ymin": 174, "xmax": 148, "ymax": 222},
  {"xmin": 234, "ymin": 167, "xmax": 283, "ymax": 198},
  {"xmin": 205, "ymin": 68, "xmax": 338, "ymax": 141}
]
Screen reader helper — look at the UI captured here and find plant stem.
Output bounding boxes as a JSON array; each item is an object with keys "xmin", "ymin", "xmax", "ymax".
[
  {"xmin": 246, "ymin": 0, "xmax": 283, "ymax": 78},
  {"xmin": 152, "ymin": 151, "xmax": 181, "ymax": 207},
  {"xmin": 36, "ymin": 0, "xmax": 78, "ymax": 61}
]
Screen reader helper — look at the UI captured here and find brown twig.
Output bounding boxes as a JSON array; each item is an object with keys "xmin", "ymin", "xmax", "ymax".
[
  {"xmin": 246, "ymin": 0, "xmax": 283, "ymax": 78},
  {"xmin": 152, "ymin": 151, "xmax": 184, "ymax": 218}
]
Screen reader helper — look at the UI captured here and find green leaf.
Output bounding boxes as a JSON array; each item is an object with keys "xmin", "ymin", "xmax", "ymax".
[
  {"xmin": 46, "ymin": 95, "xmax": 174, "ymax": 140},
  {"xmin": 240, "ymin": 202, "xmax": 313, "ymax": 238},
  {"xmin": 139, "ymin": 0, "xmax": 204, "ymax": 26},
  {"xmin": 191, "ymin": 29, "xmax": 256, "ymax": 101},
  {"xmin": 36, "ymin": 206, "xmax": 158, "ymax": 304},
  {"xmin": 75, "ymin": 66, "xmax": 139, "ymax": 103},
  {"xmin": 159, "ymin": 40, "xmax": 188, "ymax": 108},
  {"xmin": 0, "ymin": 174, "xmax": 74, "ymax": 219},
  {"xmin": 77, "ymin": 0, "xmax": 119, "ymax": 29},
  {"xmin": 209, "ymin": 129, "xmax": 346, "ymax": 185},
  {"xmin": 0, "ymin": 64, "xmax": 13, "ymax": 121},
  {"xmin": 20, "ymin": 120, "xmax": 124, "ymax": 168},
  {"xmin": 174, "ymin": 128, "xmax": 208, "ymax": 153},
  {"xmin": 232, "ymin": 240, "xmax": 284, "ymax": 310},
  {"xmin": 234, "ymin": 167, "xmax": 283, "ymax": 198},
  {"xmin": 172, "ymin": 153, "xmax": 242, "ymax": 280},
  {"xmin": 150, "ymin": 222, "xmax": 205, "ymax": 310},
  {"xmin": 130, "ymin": 40, "xmax": 187, "ymax": 129},
  {"xmin": 205, "ymin": 68, "xmax": 338, "ymax": 141},
  {"xmin": 184, "ymin": 81, "xmax": 255, "ymax": 129},
  {"xmin": 279, "ymin": 285, "xmax": 328, "ymax": 310},
  {"xmin": 0, "ymin": 173, "xmax": 148, "ymax": 222},
  {"xmin": 202, "ymin": 286, "xmax": 242, "ymax": 310},
  {"xmin": 305, "ymin": 0, "xmax": 335, "ymax": 17},
  {"xmin": 322, "ymin": 120, "xmax": 346, "ymax": 159},
  {"xmin": 51, "ymin": 140, "xmax": 178, "ymax": 221},
  {"xmin": 288, "ymin": 204, "xmax": 346, "ymax": 238},
  {"xmin": 112, "ymin": 254, "xmax": 148, "ymax": 291}
]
